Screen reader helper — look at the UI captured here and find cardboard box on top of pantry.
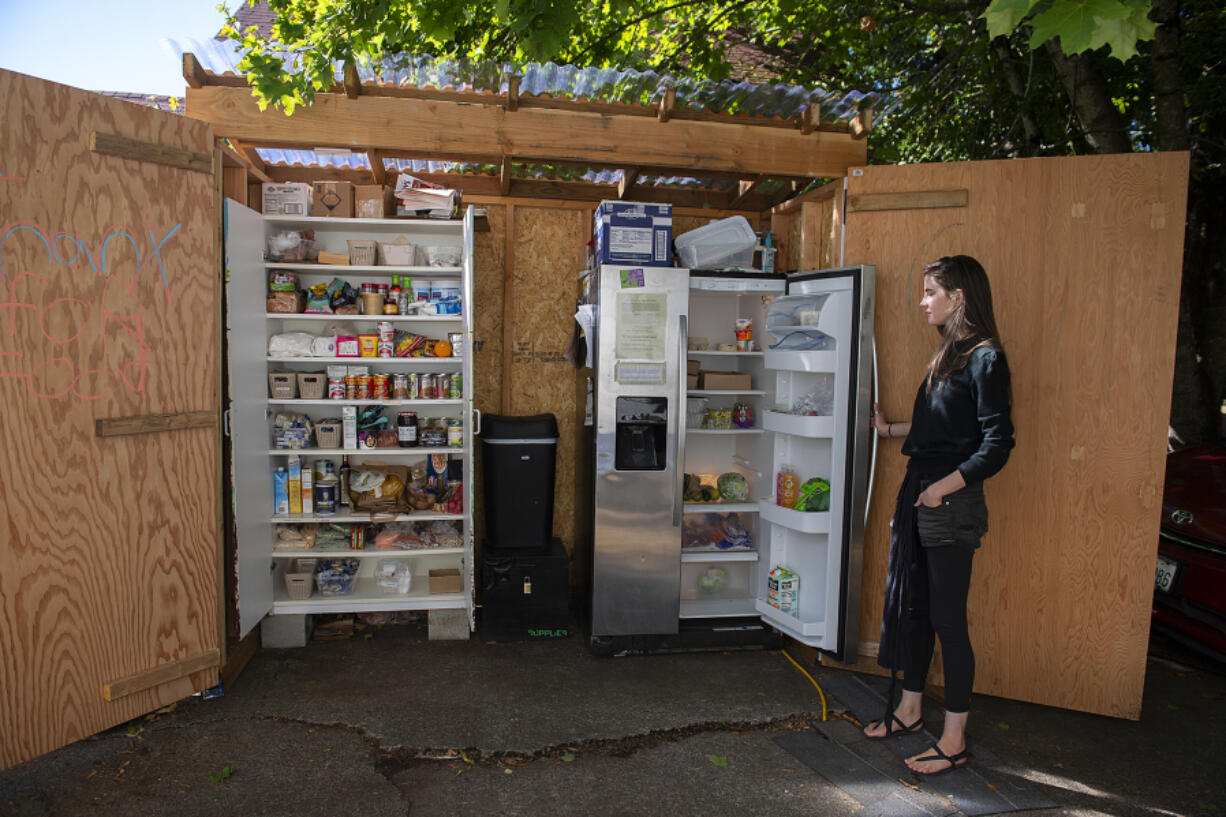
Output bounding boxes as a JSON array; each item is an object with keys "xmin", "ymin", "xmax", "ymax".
[
  {"xmin": 313, "ymin": 181, "xmax": 354, "ymax": 218},
  {"xmin": 674, "ymin": 215, "xmax": 757, "ymax": 270},
  {"xmin": 355, "ymin": 184, "xmax": 396, "ymax": 219},
  {"xmin": 593, "ymin": 200, "xmax": 672, "ymax": 267},
  {"xmin": 262, "ymin": 183, "xmax": 312, "ymax": 216}
]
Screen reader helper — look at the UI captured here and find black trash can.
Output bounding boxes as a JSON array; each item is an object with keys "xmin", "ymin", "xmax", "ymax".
[{"xmin": 480, "ymin": 413, "xmax": 559, "ymax": 551}]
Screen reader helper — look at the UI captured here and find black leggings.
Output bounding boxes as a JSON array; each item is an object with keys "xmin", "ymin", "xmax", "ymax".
[{"xmin": 901, "ymin": 544, "xmax": 975, "ymax": 713}]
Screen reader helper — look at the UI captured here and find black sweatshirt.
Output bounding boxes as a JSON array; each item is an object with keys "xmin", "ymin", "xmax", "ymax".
[{"xmin": 902, "ymin": 343, "xmax": 1014, "ymax": 483}]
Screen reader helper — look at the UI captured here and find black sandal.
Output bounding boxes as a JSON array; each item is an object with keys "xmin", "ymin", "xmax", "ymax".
[
  {"xmin": 908, "ymin": 743, "xmax": 972, "ymax": 776},
  {"xmin": 864, "ymin": 713, "xmax": 924, "ymax": 740}
]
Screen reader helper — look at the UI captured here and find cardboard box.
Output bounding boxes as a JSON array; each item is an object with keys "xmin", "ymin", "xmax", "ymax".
[
  {"xmin": 686, "ymin": 359, "xmax": 701, "ymax": 375},
  {"xmin": 593, "ymin": 200, "xmax": 672, "ymax": 267},
  {"xmin": 429, "ymin": 568, "xmax": 462, "ymax": 595},
  {"xmin": 300, "ymin": 464, "xmax": 313, "ymax": 516},
  {"xmin": 700, "ymin": 370, "xmax": 751, "ymax": 390},
  {"xmin": 287, "ymin": 454, "xmax": 302, "ymax": 515},
  {"xmin": 262, "ymin": 182, "xmax": 312, "ymax": 216},
  {"xmin": 317, "ymin": 250, "xmax": 350, "ymax": 265},
  {"xmin": 342, "ymin": 406, "xmax": 358, "ymax": 450},
  {"xmin": 687, "ymin": 374, "xmax": 699, "ymax": 389},
  {"xmin": 312, "ymin": 181, "xmax": 354, "ymax": 218},
  {"xmin": 355, "ymin": 185, "xmax": 395, "ymax": 219}
]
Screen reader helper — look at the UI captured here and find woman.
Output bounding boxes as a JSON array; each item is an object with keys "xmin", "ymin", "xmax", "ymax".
[{"xmin": 862, "ymin": 255, "xmax": 1014, "ymax": 776}]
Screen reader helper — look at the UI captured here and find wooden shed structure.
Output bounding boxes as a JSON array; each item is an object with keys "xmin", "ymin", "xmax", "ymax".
[{"xmin": 0, "ymin": 56, "xmax": 1189, "ymax": 769}]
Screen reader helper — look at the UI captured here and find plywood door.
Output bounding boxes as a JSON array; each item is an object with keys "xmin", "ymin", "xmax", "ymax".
[
  {"xmin": 0, "ymin": 70, "xmax": 221, "ymax": 768},
  {"xmin": 843, "ymin": 153, "xmax": 1189, "ymax": 718}
]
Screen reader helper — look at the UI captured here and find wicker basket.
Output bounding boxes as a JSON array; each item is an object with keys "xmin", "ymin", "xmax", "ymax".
[
  {"xmin": 284, "ymin": 558, "xmax": 317, "ymax": 600},
  {"xmin": 315, "ymin": 421, "xmax": 342, "ymax": 450},
  {"xmin": 347, "ymin": 239, "xmax": 377, "ymax": 266},
  {"xmin": 268, "ymin": 373, "xmax": 297, "ymax": 399},
  {"xmin": 298, "ymin": 372, "xmax": 326, "ymax": 400}
]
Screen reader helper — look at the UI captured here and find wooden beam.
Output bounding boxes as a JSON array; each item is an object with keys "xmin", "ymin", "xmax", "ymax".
[
  {"xmin": 506, "ymin": 75, "xmax": 520, "ymax": 112},
  {"xmin": 618, "ymin": 167, "xmax": 640, "ymax": 200},
  {"xmin": 96, "ymin": 410, "xmax": 217, "ymax": 438},
  {"xmin": 773, "ymin": 178, "xmax": 844, "ymax": 215},
  {"xmin": 186, "ymin": 86, "xmax": 867, "ymax": 179},
  {"xmin": 500, "ymin": 157, "xmax": 513, "ymax": 196},
  {"xmin": 658, "ymin": 87, "xmax": 676, "ymax": 123},
  {"xmin": 850, "ymin": 107, "xmax": 874, "ymax": 140},
  {"xmin": 182, "ymin": 53, "xmax": 207, "ymax": 90},
  {"xmin": 846, "ymin": 188, "xmax": 968, "ymax": 213},
  {"xmin": 231, "ymin": 141, "xmax": 269, "ymax": 175},
  {"xmin": 90, "ymin": 131, "xmax": 213, "ymax": 174},
  {"xmin": 103, "ymin": 650, "xmax": 220, "ymax": 701},
  {"xmin": 729, "ymin": 176, "xmax": 766, "ymax": 210},
  {"xmin": 367, "ymin": 150, "xmax": 387, "ymax": 184},
  {"xmin": 800, "ymin": 102, "xmax": 821, "ymax": 135},
  {"xmin": 220, "ymin": 142, "xmax": 272, "ymax": 183},
  {"xmin": 343, "ymin": 61, "xmax": 362, "ymax": 100}
]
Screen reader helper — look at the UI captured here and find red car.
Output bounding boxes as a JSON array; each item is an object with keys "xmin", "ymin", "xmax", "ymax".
[{"xmin": 1153, "ymin": 436, "xmax": 1226, "ymax": 660}]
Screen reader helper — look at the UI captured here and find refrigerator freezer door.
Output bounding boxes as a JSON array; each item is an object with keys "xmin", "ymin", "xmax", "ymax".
[
  {"xmin": 755, "ymin": 266, "xmax": 874, "ymax": 662},
  {"xmin": 591, "ymin": 265, "xmax": 691, "ymax": 637}
]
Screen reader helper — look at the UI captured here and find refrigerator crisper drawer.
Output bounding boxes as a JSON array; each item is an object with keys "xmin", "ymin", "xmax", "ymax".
[{"xmin": 679, "ymin": 561, "xmax": 754, "ymax": 602}]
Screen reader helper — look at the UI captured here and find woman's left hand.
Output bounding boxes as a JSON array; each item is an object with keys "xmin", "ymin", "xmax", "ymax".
[{"xmin": 915, "ymin": 470, "xmax": 967, "ymax": 508}]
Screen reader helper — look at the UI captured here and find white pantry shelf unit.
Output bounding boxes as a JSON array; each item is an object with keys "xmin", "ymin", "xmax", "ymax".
[{"xmin": 225, "ymin": 202, "xmax": 477, "ymax": 637}]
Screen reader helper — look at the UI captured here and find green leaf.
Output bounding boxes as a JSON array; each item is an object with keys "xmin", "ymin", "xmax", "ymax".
[
  {"xmin": 981, "ymin": 0, "xmax": 1042, "ymax": 41},
  {"xmin": 1027, "ymin": 0, "xmax": 1135, "ymax": 54},
  {"xmin": 561, "ymin": 751, "xmax": 575, "ymax": 762},
  {"xmin": 208, "ymin": 765, "xmax": 235, "ymax": 783},
  {"xmin": 707, "ymin": 754, "xmax": 728, "ymax": 767}
]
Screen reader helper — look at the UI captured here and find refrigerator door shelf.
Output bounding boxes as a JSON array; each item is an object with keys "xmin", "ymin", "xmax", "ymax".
[
  {"xmin": 683, "ymin": 502, "xmax": 758, "ymax": 513},
  {"xmin": 681, "ymin": 597, "xmax": 758, "ymax": 618},
  {"xmin": 762, "ymin": 411, "xmax": 836, "ymax": 437},
  {"xmin": 759, "ymin": 501, "xmax": 832, "ymax": 533},
  {"xmin": 688, "ymin": 428, "xmax": 765, "ymax": 436},
  {"xmin": 763, "ymin": 349, "xmax": 838, "ymax": 372},
  {"xmin": 755, "ymin": 599, "xmax": 826, "ymax": 638},
  {"xmin": 680, "ymin": 549, "xmax": 759, "ymax": 562}
]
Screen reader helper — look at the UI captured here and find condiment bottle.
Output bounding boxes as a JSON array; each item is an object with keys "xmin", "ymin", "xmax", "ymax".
[{"xmin": 777, "ymin": 465, "xmax": 799, "ymax": 508}]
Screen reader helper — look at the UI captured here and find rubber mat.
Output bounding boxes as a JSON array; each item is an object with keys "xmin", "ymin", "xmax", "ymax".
[{"xmin": 775, "ymin": 674, "xmax": 1059, "ymax": 816}]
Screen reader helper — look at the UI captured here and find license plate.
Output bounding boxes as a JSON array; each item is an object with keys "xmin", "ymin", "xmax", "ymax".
[{"xmin": 1155, "ymin": 554, "xmax": 1179, "ymax": 593}]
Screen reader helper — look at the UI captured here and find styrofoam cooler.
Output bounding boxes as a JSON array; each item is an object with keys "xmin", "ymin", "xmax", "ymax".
[{"xmin": 674, "ymin": 215, "xmax": 757, "ymax": 269}]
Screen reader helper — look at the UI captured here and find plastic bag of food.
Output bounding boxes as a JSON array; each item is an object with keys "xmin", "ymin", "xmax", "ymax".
[
  {"xmin": 716, "ymin": 472, "xmax": 750, "ymax": 502},
  {"xmin": 795, "ymin": 477, "xmax": 831, "ymax": 512},
  {"xmin": 268, "ymin": 332, "xmax": 317, "ymax": 358}
]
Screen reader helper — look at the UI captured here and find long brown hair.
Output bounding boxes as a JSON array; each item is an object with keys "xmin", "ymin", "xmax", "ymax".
[{"xmin": 924, "ymin": 255, "xmax": 1004, "ymax": 391}]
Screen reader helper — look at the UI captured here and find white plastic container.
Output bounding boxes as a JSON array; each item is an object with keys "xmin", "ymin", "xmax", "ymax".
[
  {"xmin": 674, "ymin": 216, "xmax": 757, "ymax": 269},
  {"xmin": 431, "ymin": 280, "xmax": 462, "ymax": 315}
]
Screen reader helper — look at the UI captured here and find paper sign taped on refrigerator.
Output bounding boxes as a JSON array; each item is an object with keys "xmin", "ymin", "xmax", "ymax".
[{"xmin": 614, "ymin": 292, "xmax": 668, "ymax": 360}]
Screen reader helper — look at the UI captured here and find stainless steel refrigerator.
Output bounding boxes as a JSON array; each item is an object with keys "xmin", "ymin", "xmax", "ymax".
[{"xmin": 589, "ymin": 265, "xmax": 875, "ymax": 663}]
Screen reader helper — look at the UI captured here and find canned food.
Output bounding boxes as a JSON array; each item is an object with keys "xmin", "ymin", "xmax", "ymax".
[
  {"xmin": 447, "ymin": 423, "xmax": 463, "ymax": 448},
  {"xmin": 377, "ymin": 340, "xmax": 394, "ymax": 358},
  {"xmin": 448, "ymin": 372, "xmax": 462, "ymax": 399},
  {"xmin": 356, "ymin": 375, "xmax": 371, "ymax": 400},
  {"xmin": 421, "ymin": 373, "xmax": 437, "ymax": 400},
  {"xmin": 345, "ymin": 374, "xmax": 358, "ymax": 400},
  {"xmin": 328, "ymin": 378, "xmax": 346, "ymax": 399},
  {"xmin": 372, "ymin": 373, "xmax": 390, "ymax": 399},
  {"xmin": 392, "ymin": 373, "xmax": 409, "ymax": 399},
  {"xmin": 405, "ymin": 372, "xmax": 419, "ymax": 400},
  {"xmin": 436, "ymin": 374, "xmax": 450, "ymax": 400}
]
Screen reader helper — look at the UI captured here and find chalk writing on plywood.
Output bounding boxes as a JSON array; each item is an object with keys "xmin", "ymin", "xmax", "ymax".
[{"xmin": 0, "ymin": 219, "xmax": 183, "ymax": 404}]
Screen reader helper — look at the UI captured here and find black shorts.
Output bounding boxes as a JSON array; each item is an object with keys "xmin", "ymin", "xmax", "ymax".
[{"xmin": 916, "ymin": 480, "xmax": 988, "ymax": 549}]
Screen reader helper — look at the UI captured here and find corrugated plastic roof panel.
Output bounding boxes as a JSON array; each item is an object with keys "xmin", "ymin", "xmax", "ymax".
[{"xmin": 173, "ymin": 39, "xmax": 887, "ymax": 123}]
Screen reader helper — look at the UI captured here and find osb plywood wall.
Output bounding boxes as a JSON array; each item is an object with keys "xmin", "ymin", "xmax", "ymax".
[
  {"xmin": 840, "ymin": 154, "xmax": 1188, "ymax": 718},
  {"xmin": 468, "ymin": 202, "xmax": 766, "ymax": 577},
  {"xmin": 0, "ymin": 70, "xmax": 221, "ymax": 768},
  {"xmin": 771, "ymin": 182, "xmax": 842, "ymax": 272}
]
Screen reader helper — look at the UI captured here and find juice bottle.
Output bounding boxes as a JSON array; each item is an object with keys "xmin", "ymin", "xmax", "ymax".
[{"xmin": 776, "ymin": 465, "xmax": 799, "ymax": 508}]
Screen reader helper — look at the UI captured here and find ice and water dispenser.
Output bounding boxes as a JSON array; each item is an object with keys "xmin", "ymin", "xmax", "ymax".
[{"xmin": 613, "ymin": 396, "xmax": 669, "ymax": 471}]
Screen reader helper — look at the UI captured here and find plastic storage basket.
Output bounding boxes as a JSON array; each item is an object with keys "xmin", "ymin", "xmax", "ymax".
[
  {"xmin": 284, "ymin": 558, "xmax": 317, "ymax": 600},
  {"xmin": 297, "ymin": 373, "xmax": 326, "ymax": 400},
  {"xmin": 315, "ymin": 421, "xmax": 342, "ymax": 450},
  {"xmin": 268, "ymin": 373, "xmax": 297, "ymax": 399},
  {"xmin": 347, "ymin": 239, "xmax": 377, "ymax": 266},
  {"xmin": 674, "ymin": 215, "xmax": 757, "ymax": 269}
]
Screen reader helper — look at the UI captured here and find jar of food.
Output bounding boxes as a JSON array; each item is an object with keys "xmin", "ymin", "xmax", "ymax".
[{"xmin": 397, "ymin": 411, "xmax": 418, "ymax": 447}]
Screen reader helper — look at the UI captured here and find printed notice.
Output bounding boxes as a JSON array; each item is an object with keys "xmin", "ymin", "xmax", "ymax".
[{"xmin": 615, "ymin": 292, "xmax": 667, "ymax": 361}]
